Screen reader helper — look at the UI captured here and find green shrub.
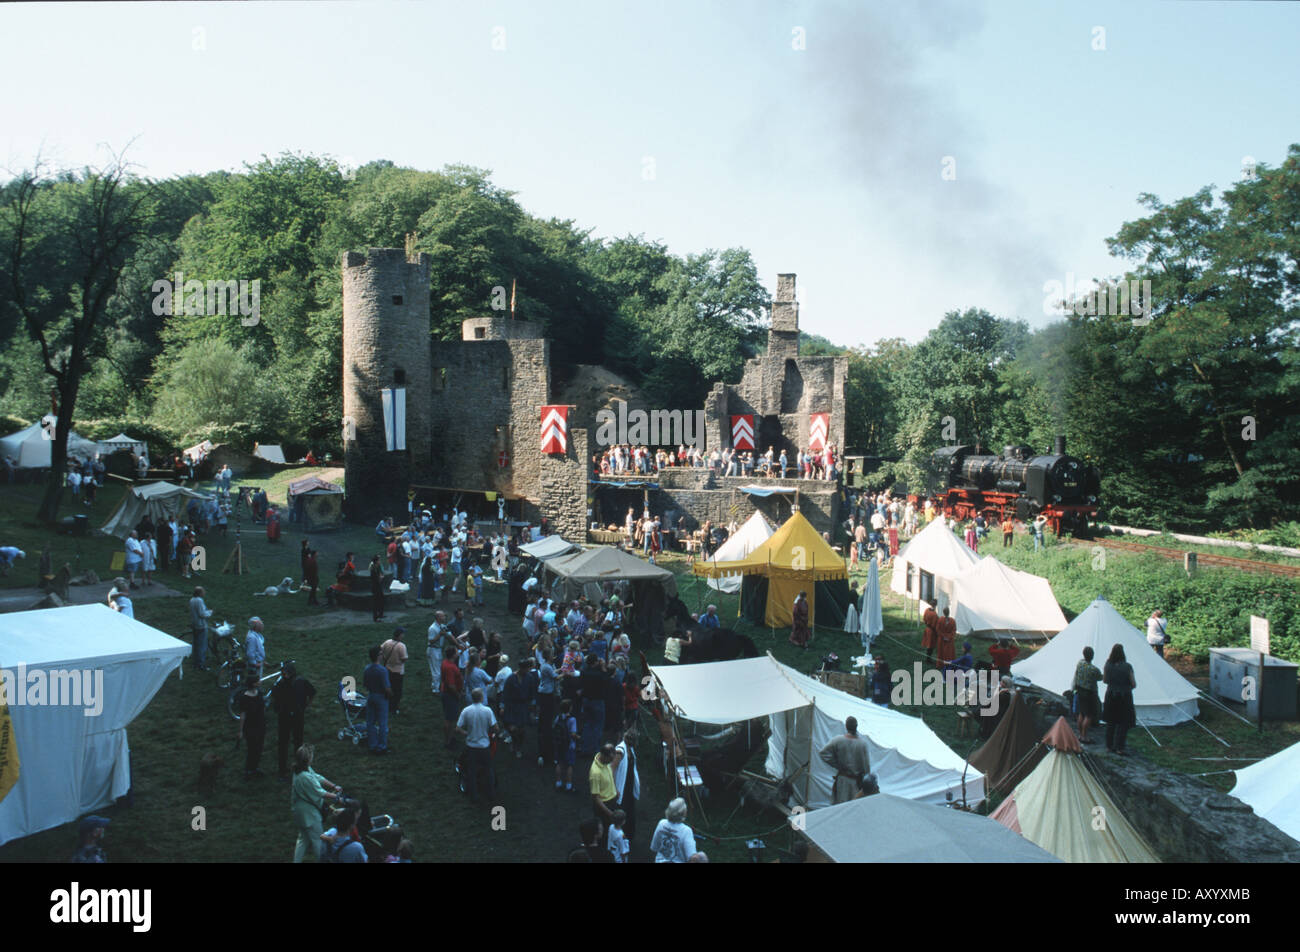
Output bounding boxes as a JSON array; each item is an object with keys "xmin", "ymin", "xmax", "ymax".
[{"xmin": 991, "ymin": 538, "xmax": 1299, "ymax": 663}]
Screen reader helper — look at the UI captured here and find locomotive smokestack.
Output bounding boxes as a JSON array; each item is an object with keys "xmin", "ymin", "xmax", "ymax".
[{"xmin": 1054, "ymin": 435, "xmax": 1066, "ymax": 456}]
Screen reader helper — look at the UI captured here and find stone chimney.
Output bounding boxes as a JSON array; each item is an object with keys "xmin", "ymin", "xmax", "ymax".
[{"xmin": 768, "ymin": 272, "xmax": 800, "ymax": 361}]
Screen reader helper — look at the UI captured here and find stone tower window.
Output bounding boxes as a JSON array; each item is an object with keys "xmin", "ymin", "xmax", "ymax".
[
  {"xmin": 475, "ymin": 326, "xmax": 487, "ymax": 339},
  {"xmin": 394, "ymin": 369, "xmax": 406, "ymax": 385},
  {"xmin": 434, "ymin": 368, "xmax": 446, "ymax": 392},
  {"xmin": 392, "ymin": 295, "xmax": 403, "ymax": 305}
]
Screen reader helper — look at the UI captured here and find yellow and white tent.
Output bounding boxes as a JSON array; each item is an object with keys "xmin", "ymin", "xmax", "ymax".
[{"xmin": 693, "ymin": 511, "xmax": 848, "ymax": 628}]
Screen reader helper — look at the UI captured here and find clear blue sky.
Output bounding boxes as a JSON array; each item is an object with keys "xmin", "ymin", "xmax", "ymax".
[{"xmin": 3, "ymin": 1, "xmax": 1297, "ymax": 346}]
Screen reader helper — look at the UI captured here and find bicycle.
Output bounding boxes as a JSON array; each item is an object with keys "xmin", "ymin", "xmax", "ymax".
[
  {"xmin": 227, "ymin": 659, "xmax": 293, "ymax": 721},
  {"xmin": 211, "ymin": 627, "xmax": 244, "ymax": 690}
]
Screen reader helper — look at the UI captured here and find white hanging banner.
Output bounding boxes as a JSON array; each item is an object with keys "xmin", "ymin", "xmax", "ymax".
[{"xmin": 381, "ymin": 387, "xmax": 406, "ymax": 452}]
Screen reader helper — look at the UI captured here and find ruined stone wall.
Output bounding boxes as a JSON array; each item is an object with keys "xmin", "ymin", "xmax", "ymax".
[
  {"xmin": 1086, "ymin": 749, "xmax": 1300, "ymax": 863},
  {"xmin": 342, "ymin": 248, "xmax": 432, "ymax": 521}
]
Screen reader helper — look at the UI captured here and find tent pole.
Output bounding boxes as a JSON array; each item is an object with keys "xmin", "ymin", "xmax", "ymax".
[{"xmin": 805, "ymin": 703, "xmax": 814, "ymax": 807}]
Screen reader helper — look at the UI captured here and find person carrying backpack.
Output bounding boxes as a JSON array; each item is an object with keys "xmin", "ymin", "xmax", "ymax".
[{"xmin": 553, "ymin": 699, "xmax": 578, "ymax": 793}]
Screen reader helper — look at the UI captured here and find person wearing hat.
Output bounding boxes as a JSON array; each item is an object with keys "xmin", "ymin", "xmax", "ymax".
[
  {"xmin": 945, "ymin": 642, "xmax": 974, "ymax": 673},
  {"xmin": 71, "ymin": 815, "xmax": 111, "ymax": 863},
  {"xmin": 380, "ymin": 627, "xmax": 408, "ymax": 716}
]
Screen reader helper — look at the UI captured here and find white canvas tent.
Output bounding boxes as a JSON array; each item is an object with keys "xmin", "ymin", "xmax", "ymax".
[
  {"xmin": 0, "ymin": 605, "xmax": 189, "ymax": 846},
  {"xmin": 252, "ymin": 443, "xmax": 286, "ymax": 465},
  {"xmin": 951, "ymin": 557, "xmax": 1067, "ymax": 640},
  {"xmin": 1011, "ymin": 597, "xmax": 1199, "ymax": 726},
  {"xmin": 99, "ymin": 482, "xmax": 213, "ymax": 539},
  {"xmin": 519, "ymin": 535, "xmax": 579, "ymax": 562},
  {"xmin": 649, "ymin": 655, "xmax": 984, "ymax": 807},
  {"xmin": 891, "ymin": 518, "xmax": 979, "ymax": 611},
  {"xmin": 704, "ymin": 511, "xmax": 774, "ymax": 594},
  {"xmin": 0, "ymin": 424, "xmax": 98, "ymax": 469},
  {"xmin": 801, "ymin": 794, "xmax": 1059, "ymax": 863},
  {"xmin": 1231, "ymin": 740, "xmax": 1300, "ymax": 843},
  {"xmin": 97, "ymin": 432, "xmax": 146, "ymax": 457}
]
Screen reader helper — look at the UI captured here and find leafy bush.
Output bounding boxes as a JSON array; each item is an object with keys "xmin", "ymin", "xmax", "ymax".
[{"xmin": 991, "ymin": 537, "xmax": 1299, "ymax": 663}]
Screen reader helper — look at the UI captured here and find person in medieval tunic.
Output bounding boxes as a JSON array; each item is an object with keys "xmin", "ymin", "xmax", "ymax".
[
  {"xmin": 819, "ymin": 717, "xmax": 871, "ymax": 804},
  {"xmin": 922, "ymin": 605, "xmax": 940, "ymax": 662},
  {"xmin": 790, "ymin": 591, "xmax": 811, "ymax": 649},
  {"xmin": 935, "ymin": 607, "xmax": 957, "ymax": 668}
]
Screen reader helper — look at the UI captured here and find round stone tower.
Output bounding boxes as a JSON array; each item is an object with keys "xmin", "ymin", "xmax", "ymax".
[{"xmin": 342, "ymin": 248, "xmax": 432, "ymax": 522}]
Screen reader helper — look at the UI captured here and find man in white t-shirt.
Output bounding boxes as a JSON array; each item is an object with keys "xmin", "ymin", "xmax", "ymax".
[
  {"xmin": 428, "ymin": 611, "xmax": 447, "ymax": 693},
  {"xmin": 1146, "ymin": 609, "xmax": 1169, "ymax": 657}
]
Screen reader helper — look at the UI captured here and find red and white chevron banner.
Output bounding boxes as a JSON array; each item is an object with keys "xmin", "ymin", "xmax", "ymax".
[
  {"xmin": 809, "ymin": 412, "xmax": 830, "ymax": 451},
  {"xmin": 540, "ymin": 406, "xmax": 568, "ymax": 454},
  {"xmin": 730, "ymin": 414, "xmax": 755, "ymax": 451}
]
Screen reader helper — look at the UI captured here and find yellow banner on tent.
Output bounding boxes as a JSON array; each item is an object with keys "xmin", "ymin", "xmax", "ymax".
[{"xmin": 0, "ymin": 679, "xmax": 19, "ymax": 806}]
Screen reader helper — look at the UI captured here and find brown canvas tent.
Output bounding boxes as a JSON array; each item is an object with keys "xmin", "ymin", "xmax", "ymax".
[
  {"xmin": 99, "ymin": 482, "xmax": 213, "ymax": 538},
  {"xmin": 543, "ymin": 546, "xmax": 677, "ymax": 638},
  {"xmin": 968, "ymin": 691, "xmax": 1045, "ymax": 796},
  {"xmin": 288, "ymin": 475, "xmax": 344, "ymax": 530}
]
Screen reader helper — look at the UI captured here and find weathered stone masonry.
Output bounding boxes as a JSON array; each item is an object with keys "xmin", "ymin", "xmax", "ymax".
[{"xmin": 343, "ymin": 252, "xmax": 844, "ymax": 538}]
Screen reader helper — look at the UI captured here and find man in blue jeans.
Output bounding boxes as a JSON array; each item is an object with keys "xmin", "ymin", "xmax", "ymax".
[{"xmin": 363, "ymin": 645, "xmax": 391, "ymax": 755}]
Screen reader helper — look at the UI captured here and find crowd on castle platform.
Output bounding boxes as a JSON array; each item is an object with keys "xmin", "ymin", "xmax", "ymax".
[{"xmin": 593, "ymin": 442, "xmax": 840, "ymax": 481}]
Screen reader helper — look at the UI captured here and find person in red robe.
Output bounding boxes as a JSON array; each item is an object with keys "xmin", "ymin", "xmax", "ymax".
[
  {"xmin": 922, "ymin": 605, "xmax": 940, "ymax": 662},
  {"xmin": 790, "ymin": 591, "xmax": 812, "ymax": 649},
  {"xmin": 935, "ymin": 608, "xmax": 957, "ymax": 667}
]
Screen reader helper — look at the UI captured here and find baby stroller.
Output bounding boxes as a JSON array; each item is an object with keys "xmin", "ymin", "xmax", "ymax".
[
  {"xmin": 337, "ymin": 680, "xmax": 368, "ymax": 745},
  {"xmin": 328, "ymin": 793, "xmax": 404, "ymax": 863}
]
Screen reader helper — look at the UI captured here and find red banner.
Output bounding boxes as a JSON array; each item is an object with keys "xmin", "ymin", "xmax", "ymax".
[
  {"xmin": 731, "ymin": 414, "xmax": 754, "ymax": 451},
  {"xmin": 540, "ymin": 406, "xmax": 568, "ymax": 454},
  {"xmin": 809, "ymin": 412, "xmax": 829, "ymax": 451}
]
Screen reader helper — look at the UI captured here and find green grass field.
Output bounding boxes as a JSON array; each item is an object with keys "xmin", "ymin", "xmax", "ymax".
[{"xmin": 1, "ymin": 476, "xmax": 1296, "ymax": 863}]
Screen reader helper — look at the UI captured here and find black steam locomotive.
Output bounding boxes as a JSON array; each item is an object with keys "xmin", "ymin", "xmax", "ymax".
[{"xmin": 929, "ymin": 436, "xmax": 1100, "ymax": 533}]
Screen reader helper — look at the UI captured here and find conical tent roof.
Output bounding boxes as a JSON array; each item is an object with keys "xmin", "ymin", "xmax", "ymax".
[
  {"xmin": 693, "ymin": 510, "xmax": 846, "ymax": 581},
  {"xmin": 704, "ymin": 511, "xmax": 775, "ymax": 593},
  {"xmin": 952, "ymin": 557, "xmax": 1067, "ymax": 640},
  {"xmin": 968, "ymin": 692, "xmax": 1046, "ymax": 795},
  {"xmin": 1231, "ymin": 740, "xmax": 1300, "ymax": 843},
  {"xmin": 991, "ymin": 719, "xmax": 1158, "ymax": 863},
  {"xmin": 1011, "ymin": 597, "xmax": 1199, "ymax": 726},
  {"xmin": 890, "ymin": 518, "xmax": 979, "ymax": 606}
]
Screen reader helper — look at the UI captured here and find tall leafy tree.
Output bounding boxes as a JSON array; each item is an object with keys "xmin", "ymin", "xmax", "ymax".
[{"xmin": 0, "ymin": 157, "xmax": 159, "ymax": 522}]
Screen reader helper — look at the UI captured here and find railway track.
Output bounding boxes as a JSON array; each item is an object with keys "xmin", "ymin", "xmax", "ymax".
[{"xmin": 1086, "ymin": 537, "xmax": 1300, "ymax": 579}]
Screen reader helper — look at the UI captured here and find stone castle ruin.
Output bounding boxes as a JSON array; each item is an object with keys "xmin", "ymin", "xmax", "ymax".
[{"xmin": 342, "ymin": 249, "xmax": 847, "ymax": 537}]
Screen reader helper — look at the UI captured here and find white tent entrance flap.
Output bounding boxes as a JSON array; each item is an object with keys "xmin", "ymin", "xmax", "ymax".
[
  {"xmin": 0, "ymin": 605, "xmax": 189, "ymax": 845},
  {"xmin": 649, "ymin": 654, "xmax": 983, "ymax": 808},
  {"xmin": 381, "ymin": 387, "xmax": 406, "ymax": 452}
]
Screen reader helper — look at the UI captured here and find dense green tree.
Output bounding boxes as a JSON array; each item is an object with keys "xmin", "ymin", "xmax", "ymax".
[{"xmin": 0, "ymin": 157, "xmax": 159, "ymax": 522}]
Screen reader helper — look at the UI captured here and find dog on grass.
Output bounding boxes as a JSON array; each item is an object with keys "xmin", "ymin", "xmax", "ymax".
[
  {"xmin": 253, "ymin": 577, "xmax": 299, "ymax": 597},
  {"xmin": 198, "ymin": 752, "xmax": 225, "ymax": 794}
]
